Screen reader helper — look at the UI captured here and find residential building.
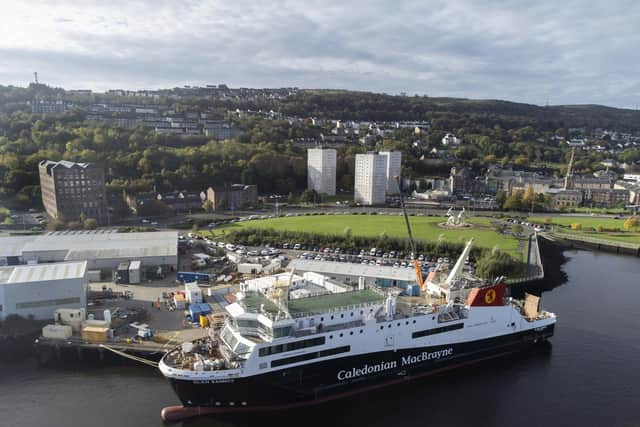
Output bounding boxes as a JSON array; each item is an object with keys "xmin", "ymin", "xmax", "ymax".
[
  {"xmin": 307, "ymin": 148, "xmax": 337, "ymax": 195},
  {"xmin": 38, "ymin": 160, "xmax": 108, "ymax": 224},
  {"xmin": 205, "ymin": 184, "xmax": 258, "ymax": 211},
  {"xmin": 379, "ymin": 151, "xmax": 402, "ymax": 194},
  {"xmin": 441, "ymin": 133, "xmax": 462, "ymax": 146},
  {"xmin": 549, "ymin": 189, "xmax": 583, "ymax": 208},
  {"xmin": 157, "ymin": 192, "xmax": 203, "ymax": 212},
  {"xmin": 354, "ymin": 153, "xmax": 387, "ymax": 205}
]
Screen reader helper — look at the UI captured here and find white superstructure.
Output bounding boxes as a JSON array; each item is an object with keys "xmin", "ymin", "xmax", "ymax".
[{"xmin": 307, "ymin": 148, "xmax": 337, "ymax": 196}]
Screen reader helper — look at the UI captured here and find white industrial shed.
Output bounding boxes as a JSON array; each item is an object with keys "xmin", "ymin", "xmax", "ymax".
[
  {"xmin": 0, "ymin": 230, "xmax": 177, "ymax": 272},
  {"xmin": 0, "ymin": 261, "xmax": 88, "ymax": 321}
]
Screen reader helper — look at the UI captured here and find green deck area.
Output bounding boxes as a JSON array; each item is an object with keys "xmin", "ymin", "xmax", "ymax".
[
  {"xmin": 241, "ymin": 291, "xmax": 281, "ymax": 314},
  {"xmin": 288, "ymin": 289, "xmax": 384, "ymax": 315}
]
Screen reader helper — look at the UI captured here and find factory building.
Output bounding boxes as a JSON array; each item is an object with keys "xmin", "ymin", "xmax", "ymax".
[
  {"xmin": 0, "ymin": 231, "xmax": 178, "ymax": 276},
  {"xmin": 0, "ymin": 261, "xmax": 88, "ymax": 321}
]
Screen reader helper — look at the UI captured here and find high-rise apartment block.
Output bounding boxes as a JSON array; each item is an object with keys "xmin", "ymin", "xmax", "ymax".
[
  {"xmin": 379, "ymin": 151, "xmax": 402, "ymax": 194},
  {"xmin": 354, "ymin": 153, "xmax": 388, "ymax": 205},
  {"xmin": 307, "ymin": 148, "xmax": 337, "ymax": 195},
  {"xmin": 39, "ymin": 160, "xmax": 108, "ymax": 224}
]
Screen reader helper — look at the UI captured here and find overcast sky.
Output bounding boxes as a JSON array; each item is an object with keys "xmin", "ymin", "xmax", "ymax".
[{"xmin": 1, "ymin": 0, "xmax": 639, "ymax": 108}]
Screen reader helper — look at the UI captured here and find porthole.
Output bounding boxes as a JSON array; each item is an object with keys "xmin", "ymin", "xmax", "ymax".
[
  {"xmin": 380, "ymin": 326, "xmax": 384, "ymax": 330},
  {"xmin": 412, "ymin": 320, "xmax": 416, "ymax": 324},
  {"xmin": 405, "ymin": 321, "xmax": 409, "ymax": 325},
  {"xmin": 397, "ymin": 323, "xmax": 400, "ymax": 326},
  {"xmin": 350, "ymin": 312, "xmax": 354, "ymax": 317},
  {"xmin": 359, "ymin": 330, "xmax": 363, "ymax": 334},
  {"xmin": 349, "ymin": 331, "xmax": 354, "ymax": 335},
  {"xmin": 341, "ymin": 314, "xmax": 344, "ymax": 318},
  {"xmin": 360, "ymin": 310, "xmax": 364, "ymax": 315},
  {"xmin": 329, "ymin": 335, "xmax": 333, "ymax": 339},
  {"xmin": 331, "ymin": 315, "xmax": 334, "ymax": 320},
  {"xmin": 320, "ymin": 317, "xmax": 324, "ymax": 321},
  {"xmin": 339, "ymin": 333, "xmax": 343, "ymax": 337},
  {"xmin": 387, "ymin": 324, "xmax": 391, "ymax": 329}
]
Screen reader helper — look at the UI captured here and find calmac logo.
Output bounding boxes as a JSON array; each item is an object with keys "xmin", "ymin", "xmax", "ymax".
[{"xmin": 484, "ymin": 289, "xmax": 497, "ymax": 304}]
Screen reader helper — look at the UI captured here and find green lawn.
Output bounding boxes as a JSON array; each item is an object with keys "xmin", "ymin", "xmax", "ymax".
[
  {"xmin": 528, "ymin": 216, "xmax": 627, "ymax": 229},
  {"xmin": 529, "ymin": 215, "xmax": 640, "ymax": 244},
  {"xmin": 207, "ymin": 214, "xmax": 523, "ymax": 256}
]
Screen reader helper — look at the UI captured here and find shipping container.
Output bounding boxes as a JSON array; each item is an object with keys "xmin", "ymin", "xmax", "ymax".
[
  {"xmin": 184, "ymin": 282, "xmax": 203, "ymax": 304},
  {"xmin": 128, "ymin": 260, "xmax": 141, "ymax": 284},
  {"xmin": 174, "ymin": 294, "xmax": 186, "ymax": 309},
  {"xmin": 188, "ymin": 303, "xmax": 212, "ymax": 320},
  {"xmin": 176, "ymin": 271, "xmax": 211, "ymax": 283},
  {"xmin": 199, "ymin": 315, "xmax": 209, "ymax": 327},
  {"xmin": 81, "ymin": 326, "xmax": 109, "ymax": 343},
  {"xmin": 115, "ymin": 262, "xmax": 130, "ymax": 284},
  {"xmin": 87, "ymin": 270, "xmax": 102, "ymax": 282},
  {"xmin": 42, "ymin": 324, "xmax": 73, "ymax": 340}
]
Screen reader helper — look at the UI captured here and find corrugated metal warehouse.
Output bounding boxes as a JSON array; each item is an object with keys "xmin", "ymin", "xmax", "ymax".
[
  {"xmin": 0, "ymin": 261, "xmax": 88, "ymax": 320},
  {"xmin": 0, "ymin": 230, "xmax": 178, "ymax": 273}
]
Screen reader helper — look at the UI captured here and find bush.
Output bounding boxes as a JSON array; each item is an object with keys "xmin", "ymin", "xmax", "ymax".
[
  {"xmin": 570, "ymin": 223, "xmax": 582, "ymax": 231},
  {"xmin": 475, "ymin": 250, "xmax": 521, "ymax": 280}
]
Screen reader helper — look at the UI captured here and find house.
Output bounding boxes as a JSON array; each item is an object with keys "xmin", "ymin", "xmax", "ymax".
[{"xmin": 205, "ymin": 185, "xmax": 258, "ymax": 211}]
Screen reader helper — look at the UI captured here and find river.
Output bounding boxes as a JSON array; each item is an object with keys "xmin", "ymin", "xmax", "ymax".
[{"xmin": 1, "ymin": 250, "xmax": 639, "ymax": 427}]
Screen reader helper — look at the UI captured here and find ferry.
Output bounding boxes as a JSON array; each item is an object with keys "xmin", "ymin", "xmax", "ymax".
[{"xmin": 159, "ymin": 240, "xmax": 556, "ymax": 420}]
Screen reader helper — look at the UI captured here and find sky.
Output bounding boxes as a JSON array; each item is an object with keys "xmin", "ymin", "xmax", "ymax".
[{"xmin": 1, "ymin": 0, "xmax": 639, "ymax": 108}]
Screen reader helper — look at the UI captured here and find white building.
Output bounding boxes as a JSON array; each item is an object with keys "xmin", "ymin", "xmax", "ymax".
[
  {"xmin": 441, "ymin": 133, "xmax": 462, "ymax": 146},
  {"xmin": 0, "ymin": 231, "xmax": 177, "ymax": 274},
  {"xmin": 307, "ymin": 148, "xmax": 337, "ymax": 195},
  {"xmin": 354, "ymin": 153, "xmax": 387, "ymax": 205},
  {"xmin": 379, "ymin": 151, "xmax": 402, "ymax": 194},
  {"xmin": 0, "ymin": 261, "xmax": 87, "ymax": 321}
]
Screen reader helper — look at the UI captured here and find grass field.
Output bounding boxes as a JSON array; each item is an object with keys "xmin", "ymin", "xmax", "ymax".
[
  {"xmin": 528, "ymin": 216, "xmax": 627, "ymax": 229},
  {"xmin": 208, "ymin": 214, "xmax": 523, "ymax": 256},
  {"xmin": 529, "ymin": 215, "xmax": 640, "ymax": 244}
]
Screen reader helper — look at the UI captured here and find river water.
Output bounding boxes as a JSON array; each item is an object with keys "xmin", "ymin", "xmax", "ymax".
[{"xmin": 1, "ymin": 250, "xmax": 639, "ymax": 427}]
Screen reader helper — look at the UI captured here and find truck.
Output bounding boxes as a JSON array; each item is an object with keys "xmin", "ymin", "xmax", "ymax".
[{"xmin": 176, "ymin": 271, "xmax": 211, "ymax": 284}]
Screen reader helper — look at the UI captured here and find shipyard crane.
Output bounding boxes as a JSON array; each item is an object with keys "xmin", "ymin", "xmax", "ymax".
[{"xmin": 395, "ymin": 176, "xmax": 424, "ymax": 289}]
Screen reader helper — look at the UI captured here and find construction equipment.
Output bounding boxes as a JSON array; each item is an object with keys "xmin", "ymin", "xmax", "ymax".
[{"xmin": 395, "ymin": 176, "xmax": 424, "ymax": 289}]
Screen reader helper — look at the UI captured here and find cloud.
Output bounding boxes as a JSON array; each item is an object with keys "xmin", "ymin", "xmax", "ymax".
[{"xmin": 0, "ymin": 0, "xmax": 639, "ymax": 107}]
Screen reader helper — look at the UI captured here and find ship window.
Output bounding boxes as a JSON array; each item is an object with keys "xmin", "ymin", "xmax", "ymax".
[
  {"xmin": 331, "ymin": 315, "xmax": 334, "ymax": 320},
  {"xmin": 271, "ymin": 346, "xmax": 350, "ymax": 368},
  {"xmin": 339, "ymin": 333, "xmax": 343, "ymax": 337},
  {"xmin": 359, "ymin": 330, "xmax": 363, "ymax": 334},
  {"xmin": 412, "ymin": 323, "xmax": 464, "ymax": 339},
  {"xmin": 330, "ymin": 335, "xmax": 333, "ymax": 339},
  {"xmin": 259, "ymin": 336, "xmax": 326, "ymax": 357},
  {"xmin": 405, "ymin": 321, "xmax": 409, "ymax": 325},
  {"xmin": 350, "ymin": 312, "xmax": 353, "ymax": 317},
  {"xmin": 320, "ymin": 317, "xmax": 324, "ymax": 321},
  {"xmin": 380, "ymin": 326, "xmax": 384, "ymax": 330},
  {"xmin": 413, "ymin": 320, "xmax": 416, "ymax": 324},
  {"xmin": 340, "ymin": 314, "xmax": 344, "ymax": 318},
  {"xmin": 349, "ymin": 331, "xmax": 353, "ymax": 335}
]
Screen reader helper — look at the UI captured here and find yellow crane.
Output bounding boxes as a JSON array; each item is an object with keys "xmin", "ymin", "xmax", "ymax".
[{"xmin": 395, "ymin": 176, "xmax": 424, "ymax": 288}]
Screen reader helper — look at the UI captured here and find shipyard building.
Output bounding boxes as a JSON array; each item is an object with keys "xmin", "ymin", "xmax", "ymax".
[
  {"xmin": 0, "ymin": 231, "xmax": 178, "ymax": 278},
  {"xmin": 0, "ymin": 261, "xmax": 88, "ymax": 321}
]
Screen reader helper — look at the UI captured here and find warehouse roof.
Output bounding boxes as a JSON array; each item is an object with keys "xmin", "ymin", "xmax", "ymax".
[
  {"xmin": 0, "ymin": 261, "xmax": 87, "ymax": 285},
  {"xmin": 288, "ymin": 259, "xmax": 417, "ymax": 282},
  {"xmin": 0, "ymin": 231, "xmax": 177, "ymax": 259}
]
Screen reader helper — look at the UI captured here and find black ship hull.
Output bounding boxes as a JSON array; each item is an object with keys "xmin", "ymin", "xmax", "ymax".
[{"xmin": 166, "ymin": 324, "xmax": 554, "ymax": 412}]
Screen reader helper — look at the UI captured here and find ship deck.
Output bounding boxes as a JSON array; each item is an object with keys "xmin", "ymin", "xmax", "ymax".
[{"xmin": 240, "ymin": 289, "xmax": 384, "ymax": 318}]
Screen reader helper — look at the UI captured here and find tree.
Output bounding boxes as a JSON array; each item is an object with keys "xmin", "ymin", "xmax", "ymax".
[
  {"xmin": 83, "ymin": 218, "xmax": 97, "ymax": 230},
  {"xmin": 512, "ymin": 224, "xmax": 523, "ymax": 235},
  {"xmin": 495, "ymin": 190, "xmax": 507, "ymax": 209},
  {"xmin": 596, "ymin": 225, "xmax": 605, "ymax": 233},
  {"xmin": 523, "ymin": 185, "xmax": 536, "ymax": 207},
  {"xmin": 624, "ymin": 216, "xmax": 639, "ymax": 232},
  {"xmin": 503, "ymin": 192, "xmax": 524, "ymax": 211},
  {"xmin": 202, "ymin": 199, "xmax": 214, "ymax": 212},
  {"xmin": 299, "ymin": 189, "xmax": 320, "ymax": 204}
]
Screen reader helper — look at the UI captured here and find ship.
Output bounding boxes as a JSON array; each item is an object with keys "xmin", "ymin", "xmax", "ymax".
[{"xmin": 159, "ymin": 239, "xmax": 556, "ymax": 421}]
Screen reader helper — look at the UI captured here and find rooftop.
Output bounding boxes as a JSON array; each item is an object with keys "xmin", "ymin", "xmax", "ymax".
[
  {"xmin": 0, "ymin": 261, "xmax": 87, "ymax": 285},
  {"xmin": 288, "ymin": 289, "xmax": 383, "ymax": 315},
  {"xmin": 288, "ymin": 259, "xmax": 418, "ymax": 282},
  {"xmin": 0, "ymin": 231, "xmax": 178, "ymax": 259}
]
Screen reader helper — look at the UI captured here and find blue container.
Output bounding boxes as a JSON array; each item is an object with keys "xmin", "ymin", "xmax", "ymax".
[
  {"xmin": 406, "ymin": 284, "xmax": 420, "ymax": 297},
  {"xmin": 177, "ymin": 271, "xmax": 211, "ymax": 283},
  {"xmin": 188, "ymin": 303, "xmax": 213, "ymax": 319}
]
